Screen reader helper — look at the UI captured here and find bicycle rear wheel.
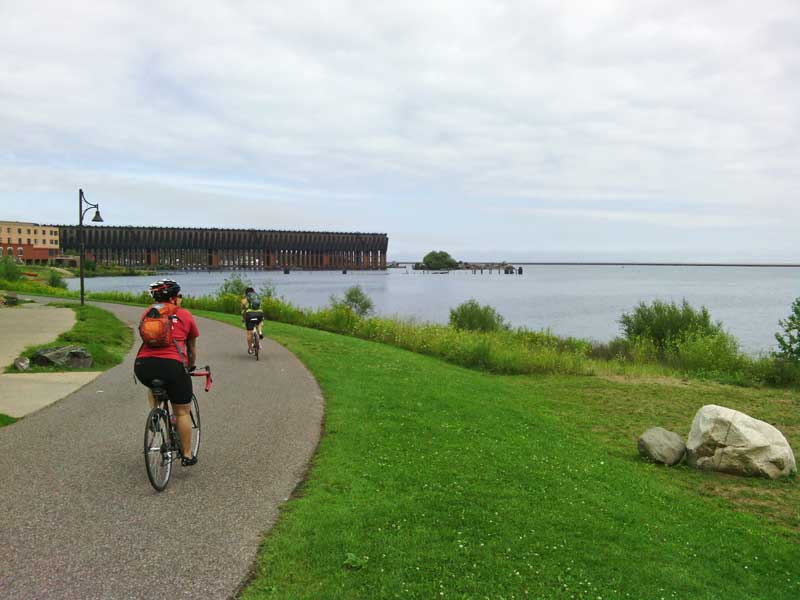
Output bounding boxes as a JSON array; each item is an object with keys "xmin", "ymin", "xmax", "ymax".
[
  {"xmin": 189, "ymin": 394, "xmax": 201, "ymax": 458},
  {"xmin": 144, "ymin": 408, "xmax": 173, "ymax": 491}
]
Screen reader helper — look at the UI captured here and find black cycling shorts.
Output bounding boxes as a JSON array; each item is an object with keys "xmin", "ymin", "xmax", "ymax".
[
  {"xmin": 244, "ymin": 310, "xmax": 264, "ymax": 331},
  {"xmin": 134, "ymin": 357, "xmax": 193, "ymax": 405}
]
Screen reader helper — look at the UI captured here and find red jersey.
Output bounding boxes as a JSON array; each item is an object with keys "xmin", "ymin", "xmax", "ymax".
[{"xmin": 136, "ymin": 306, "xmax": 199, "ymax": 365}]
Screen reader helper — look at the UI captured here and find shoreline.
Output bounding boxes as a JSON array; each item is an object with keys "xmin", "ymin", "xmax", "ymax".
[{"xmin": 397, "ymin": 262, "xmax": 800, "ymax": 268}]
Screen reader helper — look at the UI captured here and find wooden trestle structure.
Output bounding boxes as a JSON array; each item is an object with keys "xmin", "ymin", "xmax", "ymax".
[{"xmin": 59, "ymin": 226, "xmax": 389, "ymax": 270}]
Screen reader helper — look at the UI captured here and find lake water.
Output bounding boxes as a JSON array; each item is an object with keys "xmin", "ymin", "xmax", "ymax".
[{"xmin": 67, "ymin": 266, "xmax": 800, "ymax": 354}]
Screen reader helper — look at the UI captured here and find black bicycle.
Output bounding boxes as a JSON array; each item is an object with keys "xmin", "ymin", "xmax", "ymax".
[
  {"xmin": 247, "ymin": 315, "xmax": 262, "ymax": 360},
  {"xmin": 143, "ymin": 366, "xmax": 212, "ymax": 491}
]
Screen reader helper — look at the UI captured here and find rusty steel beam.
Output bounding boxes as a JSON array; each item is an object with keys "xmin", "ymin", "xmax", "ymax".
[{"xmin": 58, "ymin": 225, "xmax": 389, "ymax": 270}]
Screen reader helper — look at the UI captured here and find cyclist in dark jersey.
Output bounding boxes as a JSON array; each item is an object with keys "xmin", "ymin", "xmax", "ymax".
[
  {"xmin": 240, "ymin": 287, "xmax": 264, "ymax": 354},
  {"xmin": 134, "ymin": 279, "xmax": 200, "ymax": 466}
]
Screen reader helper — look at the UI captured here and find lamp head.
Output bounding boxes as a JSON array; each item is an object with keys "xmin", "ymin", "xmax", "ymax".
[{"xmin": 91, "ymin": 210, "xmax": 103, "ymax": 223}]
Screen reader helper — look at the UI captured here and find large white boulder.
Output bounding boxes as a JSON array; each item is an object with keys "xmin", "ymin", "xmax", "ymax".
[{"xmin": 686, "ymin": 404, "xmax": 796, "ymax": 479}]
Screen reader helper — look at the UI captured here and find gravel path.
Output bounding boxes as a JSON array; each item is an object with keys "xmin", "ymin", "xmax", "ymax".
[{"xmin": 0, "ymin": 301, "xmax": 325, "ymax": 599}]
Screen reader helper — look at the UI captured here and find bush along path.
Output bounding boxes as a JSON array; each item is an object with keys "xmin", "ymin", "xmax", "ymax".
[
  {"xmin": 0, "ymin": 300, "xmax": 324, "ymax": 599},
  {"xmin": 5, "ymin": 275, "xmax": 800, "ymax": 389}
]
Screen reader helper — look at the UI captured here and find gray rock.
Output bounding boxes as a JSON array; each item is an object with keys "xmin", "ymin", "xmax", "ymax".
[
  {"xmin": 13, "ymin": 357, "xmax": 30, "ymax": 371},
  {"xmin": 687, "ymin": 404, "xmax": 797, "ymax": 479},
  {"xmin": 32, "ymin": 345, "xmax": 93, "ymax": 369},
  {"xmin": 638, "ymin": 427, "xmax": 686, "ymax": 466}
]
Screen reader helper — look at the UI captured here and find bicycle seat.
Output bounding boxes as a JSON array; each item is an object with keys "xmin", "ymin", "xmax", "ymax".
[{"xmin": 150, "ymin": 379, "xmax": 166, "ymax": 389}]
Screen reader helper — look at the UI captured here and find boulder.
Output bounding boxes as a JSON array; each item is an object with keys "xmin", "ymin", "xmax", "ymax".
[
  {"xmin": 32, "ymin": 345, "xmax": 93, "ymax": 369},
  {"xmin": 13, "ymin": 357, "xmax": 30, "ymax": 371},
  {"xmin": 686, "ymin": 404, "xmax": 796, "ymax": 479},
  {"xmin": 638, "ymin": 427, "xmax": 686, "ymax": 466}
]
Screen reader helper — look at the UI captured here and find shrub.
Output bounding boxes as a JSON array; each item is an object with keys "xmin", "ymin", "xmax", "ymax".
[
  {"xmin": 259, "ymin": 281, "xmax": 276, "ymax": 299},
  {"xmin": 449, "ymin": 299, "xmax": 507, "ymax": 333},
  {"xmin": 669, "ymin": 330, "xmax": 743, "ymax": 376},
  {"xmin": 421, "ymin": 250, "xmax": 459, "ymax": 270},
  {"xmin": 331, "ymin": 285, "xmax": 373, "ymax": 317},
  {"xmin": 775, "ymin": 297, "xmax": 800, "ymax": 363},
  {"xmin": 46, "ymin": 270, "xmax": 68, "ymax": 289},
  {"xmin": 747, "ymin": 356, "xmax": 800, "ymax": 387},
  {"xmin": 0, "ymin": 256, "xmax": 20, "ymax": 281},
  {"xmin": 619, "ymin": 299, "xmax": 722, "ymax": 354},
  {"xmin": 515, "ymin": 327, "xmax": 591, "ymax": 355},
  {"xmin": 589, "ymin": 337, "xmax": 632, "ymax": 362},
  {"xmin": 217, "ymin": 273, "xmax": 253, "ymax": 297}
]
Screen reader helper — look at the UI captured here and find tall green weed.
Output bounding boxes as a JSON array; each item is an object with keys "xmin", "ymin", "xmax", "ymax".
[
  {"xmin": 450, "ymin": 299, "xmax": 507, "ymax": 332},
  {"xmin": 620, "ymin": 299, "xmax": 722, "ymax": 353},
  {"xmin": 0, "ymin": 257, "xmax": 21, "ymax": 281},
  {"xmin": 3, "ymin": 277, "xmax": 798, "ymax": 387}
]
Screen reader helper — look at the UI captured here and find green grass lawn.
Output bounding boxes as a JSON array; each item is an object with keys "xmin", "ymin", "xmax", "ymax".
[
  {"xmin": 193, "ymin": 311, "xmax": 799, "ymax": 600},
  {"xmin": 4, "ymin": 303, "xmax": 132, "ymax": 373}
]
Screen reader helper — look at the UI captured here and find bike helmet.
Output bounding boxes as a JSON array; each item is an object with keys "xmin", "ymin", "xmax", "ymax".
[{"xmin": 149, "ymin": 279, "xmax": 181, "ymax": 302}]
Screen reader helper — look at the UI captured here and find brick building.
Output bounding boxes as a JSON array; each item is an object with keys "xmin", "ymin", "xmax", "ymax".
[{"xmin": 1, "ymin": 221, "xmax": 61, "ymax": 264}]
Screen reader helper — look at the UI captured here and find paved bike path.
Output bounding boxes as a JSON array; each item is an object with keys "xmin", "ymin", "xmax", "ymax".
[{"xmin": 0, "ymin": 301, "xmax": 325, "ymax": 599}]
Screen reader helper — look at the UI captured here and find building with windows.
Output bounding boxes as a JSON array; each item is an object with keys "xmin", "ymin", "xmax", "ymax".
[{"xmin": 0, "ymin": 221, "xmax": 61, "ymax": 264}]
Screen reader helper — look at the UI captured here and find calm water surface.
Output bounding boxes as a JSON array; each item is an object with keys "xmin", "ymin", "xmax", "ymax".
[{"xmin": 68, "ymin": 266, "xmax": 800, "ymax": 354}]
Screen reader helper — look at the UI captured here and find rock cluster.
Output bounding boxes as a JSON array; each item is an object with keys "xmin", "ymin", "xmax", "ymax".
[
  {"xmin": 637, "ymin": 404, "xmax": 796, "ymax": 480},
  {"xmin": 32, "ymin": 345, "xmax": 93, "ymax": 369}
]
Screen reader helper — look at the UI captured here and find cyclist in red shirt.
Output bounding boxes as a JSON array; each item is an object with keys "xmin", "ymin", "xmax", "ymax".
[{"xmin": 134, "ymin": 279, "xmax": 200, "ymax": 466}]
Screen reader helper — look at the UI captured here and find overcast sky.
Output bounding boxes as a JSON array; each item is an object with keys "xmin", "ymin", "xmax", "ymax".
[{"xmin": 2, "ymin": 1, "xmax": 798, "ymax": 261}]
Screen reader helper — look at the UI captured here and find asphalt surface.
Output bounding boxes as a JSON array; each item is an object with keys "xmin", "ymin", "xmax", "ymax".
[{"xmin": 0, "ymin": 301, "xmax": 325, "ymax": 599}]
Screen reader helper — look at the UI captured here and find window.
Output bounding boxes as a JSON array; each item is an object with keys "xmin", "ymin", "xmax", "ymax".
[
  {"xmin": 18, "ymin": 247, "xmax": 24, "ymax": 256},
  {"xmin": 26, "ymin": 229, "xmax": 31, "ymax": 234},
  {"xmin": 34, "ymin": 229, "xmax": 38, "ymax": 235},
  {"xmin": 17, "ymin": 238, "xmax": 21, "ymax": 244},
  {"xmin": 17, "ymin": 228, "xmax": 21, "ymax": 234},
  {"xmin": 27, "ymin": 238, "xmax": 31, "ymax": 244}
]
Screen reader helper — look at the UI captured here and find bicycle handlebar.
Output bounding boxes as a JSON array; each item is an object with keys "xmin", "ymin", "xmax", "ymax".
[{"xmin": 190, "ymin": 365, "xmax": 213, "ymax": 392}]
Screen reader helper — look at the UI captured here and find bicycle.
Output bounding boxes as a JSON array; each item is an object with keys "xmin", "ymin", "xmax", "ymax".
[
  {"xmin": 143, "ymin": 365, "xmax": 212, "ymax": 491},
  {"xmin": 247, "ymin": 314, "xmax": 262, "ymax": 360}
]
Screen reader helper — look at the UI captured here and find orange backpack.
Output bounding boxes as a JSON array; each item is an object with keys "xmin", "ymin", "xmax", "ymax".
[{"xmin": 139, "ymin": 303, "xmax": 179, "ymax": 348}]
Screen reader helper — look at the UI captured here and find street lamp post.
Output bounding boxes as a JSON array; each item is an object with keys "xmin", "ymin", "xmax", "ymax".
[{"xmin": 78, "ymin": 189, "xmax": 103, "ymax": 306}]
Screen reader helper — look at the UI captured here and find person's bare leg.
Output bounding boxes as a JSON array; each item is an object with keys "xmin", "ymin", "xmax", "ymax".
[
  {"xmin": 173, "ymin": 403, "xmax": 193, "ymax": 459},
  {"xmin": 146, "ymin": 389, "xmax": 156, "ymax": 409},
  {"xmin": 247, "ymin": 329, "xmax": 253, "ymax": 351}
]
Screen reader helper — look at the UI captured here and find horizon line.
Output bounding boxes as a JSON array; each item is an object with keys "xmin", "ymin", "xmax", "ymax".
[{"xmin": 390, "ymin": 260, "xmax": 800, "ymax": 268}]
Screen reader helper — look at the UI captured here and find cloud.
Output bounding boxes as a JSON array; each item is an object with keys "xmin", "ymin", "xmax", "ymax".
[
  {"xmin": 1, "ymin": 1, "xmax": 799, "ymax": 259},
  {"xmin": 486, "ymin": 205, "xmax": 779, "ymax": 229}
]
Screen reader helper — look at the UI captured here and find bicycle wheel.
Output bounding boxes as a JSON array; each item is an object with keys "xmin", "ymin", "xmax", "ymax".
[
  {"xmin": 189, "ymin": 394, "xmax": 201, "ymax": 458},
  {"xmin": 144, "ymin": 407, "xmax": 173, "ymax": 491}
]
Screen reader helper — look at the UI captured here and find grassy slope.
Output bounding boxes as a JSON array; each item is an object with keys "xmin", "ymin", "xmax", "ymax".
[
  {"xmin": 5, "ymin": 303, "xmax": 132, "ymax": 373},
  {"xmin": 0, "ymin": 413, "xmax": 16, "ymax": 428},
  {"xmin": 193, "ymin": 312, "xmax": 798, "ymax": 600}
]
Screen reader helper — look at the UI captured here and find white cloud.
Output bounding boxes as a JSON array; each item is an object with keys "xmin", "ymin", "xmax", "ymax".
[{"xmin": 1, "ymin": 1, "xmax": 799, "ymax": 259}]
